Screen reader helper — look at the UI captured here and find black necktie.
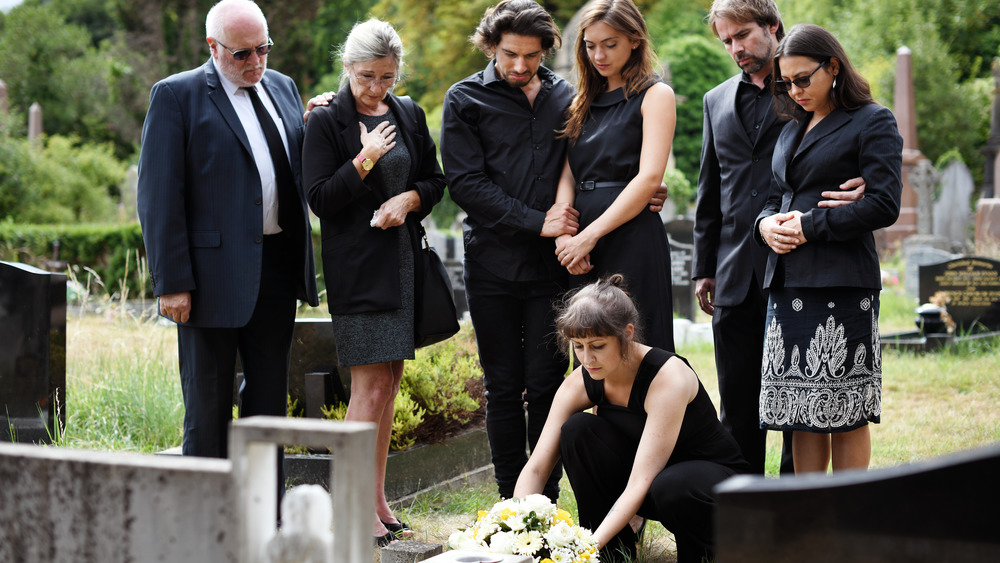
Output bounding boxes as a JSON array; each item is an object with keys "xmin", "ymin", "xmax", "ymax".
[{"xmin": 242, "ymin": 85, "xmax": 300, "ymax": 231}]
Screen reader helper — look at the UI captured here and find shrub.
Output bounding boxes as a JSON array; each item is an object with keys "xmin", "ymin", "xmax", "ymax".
[
  {"xmin": 321, "ymin": 322, "xmax": 484, "ymax": 451},
  {"xmin": 0, "ymin": 134, "xmax": 125, "ymax": 224},
  {"xmin": 0, "ymin": 222, "xmax": 147, "ymax": 298}
]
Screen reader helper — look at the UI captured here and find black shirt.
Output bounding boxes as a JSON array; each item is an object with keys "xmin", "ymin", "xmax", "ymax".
[
  {"xmin": 736, "ymin": 72, "xmax": 774, "ymax": 144},
  {"xmin": 441, "ymin": 61, "xmax": 574, "ymax": 282}
]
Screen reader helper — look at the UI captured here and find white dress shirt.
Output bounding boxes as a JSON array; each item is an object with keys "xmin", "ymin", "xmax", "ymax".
[{"xmin": 217, "ymin": 66, "xmax": 291, "ymax": 235}]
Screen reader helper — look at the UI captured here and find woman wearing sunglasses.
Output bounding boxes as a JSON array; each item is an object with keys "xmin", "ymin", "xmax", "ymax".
[
  {"xmin": 301, "ymin": 19, "xmax": 446, "ymax": 547},
  {"xmin": 754, "ymin": 24, "xmax": 902, "ymax": 474}
]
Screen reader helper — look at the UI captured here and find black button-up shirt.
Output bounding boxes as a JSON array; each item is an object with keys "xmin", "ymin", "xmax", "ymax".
[
  {"xmin": 441, "ymin": 60, "xmax": 573, "ymax": 282},
  {"xmin": 736, "ymin": 72, "xmax": 774, "ymax": 144}
]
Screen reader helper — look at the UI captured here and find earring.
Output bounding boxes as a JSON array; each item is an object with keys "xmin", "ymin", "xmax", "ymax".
[{"xmin": 832, "ymin": 77, "xmax": 838, "ymax": 89}]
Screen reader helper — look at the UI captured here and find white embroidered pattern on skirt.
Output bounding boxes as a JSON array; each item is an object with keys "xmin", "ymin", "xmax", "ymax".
[{"xmin": 760, "ymin": 298, "xmax": 882, "ymax": 430}]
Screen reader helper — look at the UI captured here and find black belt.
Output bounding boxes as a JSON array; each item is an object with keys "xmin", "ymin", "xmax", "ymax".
[{"xmin": 577, "ymin": 181, "xmax": 628, "ymax": 192}]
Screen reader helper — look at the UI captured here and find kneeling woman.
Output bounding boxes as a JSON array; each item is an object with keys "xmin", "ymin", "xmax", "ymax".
[{"xmin": 514, "ymin": 275, "xmax": 749, "ymax": 562}]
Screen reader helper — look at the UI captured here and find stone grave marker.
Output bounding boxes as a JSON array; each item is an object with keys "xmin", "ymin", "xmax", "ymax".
[
  {"xmin": 715, "ymin": 444, "xmax": 1000, "ymax": 562},
  {"xmin": 903, "ymin": 246, "xmax": 955, "ymax": 299},
  {"xmin": 918, "ymin": 256, "xmax": 1000, "ymax": 331},
  {"xmin": 664, "ymin": 218, "xmax": 695, "ymax": 321},
  {"xmin": 933, "ymin": 160, "xmax": 974, "ymax": 251},
  {"xmin": 0, "ymin": 261, "xmax": 66, "ymax": 443}
]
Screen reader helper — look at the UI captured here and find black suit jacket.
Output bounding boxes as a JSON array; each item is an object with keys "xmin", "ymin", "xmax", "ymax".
[
  {"xmin": 755, "ymin": 103, "xmax": 903, "ymax": 289},
  {"xmin": 302, "ymin": 86, "xmax": 445, "ymax": 315},
  {"xmin": 693, "ymin": 75, "xmax": 785, "ymax": 307},
  {"xmin": 137, "ymin": 60, "xmax": 318, "ymax": 327}
]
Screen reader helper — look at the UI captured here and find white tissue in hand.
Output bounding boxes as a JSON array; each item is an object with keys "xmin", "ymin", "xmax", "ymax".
[{"xmin": 370, "ymin": 210, "xmax": 379, "ymax": 227}]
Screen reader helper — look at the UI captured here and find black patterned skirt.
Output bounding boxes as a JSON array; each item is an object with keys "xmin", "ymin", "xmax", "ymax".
[{"xmin": 759, "ymin": 286, "xmax": 882, "ymax": 433}]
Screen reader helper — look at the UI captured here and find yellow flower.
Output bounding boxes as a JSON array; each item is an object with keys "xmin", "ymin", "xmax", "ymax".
[
  {"xmin": 499, "ymin": 508, "xmax": 516, "ymax": 521},
  {"xmin": 541, "ymin": 559, "xmax": 555, "ymax": 563},
  {"xmin": 553, "ymin": 509, "xmax": 574, "ymax": 526},
  {"xmin": 477, "ymin": 510, "xmax": 487, "ymax": 522}
]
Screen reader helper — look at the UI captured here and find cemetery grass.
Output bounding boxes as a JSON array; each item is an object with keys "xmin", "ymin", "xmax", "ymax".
[{"xmin": 60, "ymin": 287, "xmax": 1000, "ymax": 561}]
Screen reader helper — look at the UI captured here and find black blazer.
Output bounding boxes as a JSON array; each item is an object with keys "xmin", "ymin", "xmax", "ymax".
[
  {"xmin": 693, "ymin": 75, "xmax": 785, "ymax": 307},
  {"xmin": 754, "ymin": 103, "xmax": 903, "ymax": 289},
  {"xmin": 137, "ymin": 60, "xmax": 318, "ymax": 327},
  {"xmin": 303, "ymin": 85, "xmax": 445, "ymax": 315}
]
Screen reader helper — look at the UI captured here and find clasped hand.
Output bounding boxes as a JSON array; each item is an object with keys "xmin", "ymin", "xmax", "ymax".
[
  {"xmin": 555, "ymin": 233, "xmax": 595, "ymax": 275},
  {"xmin": 760, "ymin": 210, "xmax": 806, "ymax": 254},
  {"xmin": 371, "ymin": 191, "xmax": 420, "ymax": 229}
]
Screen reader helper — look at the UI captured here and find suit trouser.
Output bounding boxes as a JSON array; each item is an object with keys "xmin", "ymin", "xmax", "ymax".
[
  {"xmin": 177, "ymin": 234, "xmax": 298, "ymax": 498},
  {"xmin": 712, "ymin": 278, "xmax": 793, "ymax": 474},
  {"xmin": 464, "ymin": 260, "xmax": 567, "ymax": 500},
  {"xmin": 560, "ymin": 412, "xmax": 738, "ymax": 563}
]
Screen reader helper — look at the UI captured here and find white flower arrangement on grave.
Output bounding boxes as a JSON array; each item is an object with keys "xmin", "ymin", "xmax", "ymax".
[{"xmin": 447, "ymin": 494, "xmax": 600, "ymax": 563}]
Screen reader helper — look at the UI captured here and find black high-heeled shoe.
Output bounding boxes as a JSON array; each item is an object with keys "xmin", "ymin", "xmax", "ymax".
[
  {"xmin": 375, "ymin": 531, "xmax": 396, "ymax": 548},
  {"xmin": 381, "ymin": 517, "xmax": 413, "ymax": 538}
]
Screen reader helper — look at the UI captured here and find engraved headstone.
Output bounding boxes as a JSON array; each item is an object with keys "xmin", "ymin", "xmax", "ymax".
[
  {"xmin": 0, "ymin": 261, "xmax": 67, "ymax": 443},
  {"xmin": 664, "ymin": 218, "xmax": 695, "ymax": 320},
  {"xmin": 918, "ymin": 257, "xmax": 1000, "ymax": 332}
]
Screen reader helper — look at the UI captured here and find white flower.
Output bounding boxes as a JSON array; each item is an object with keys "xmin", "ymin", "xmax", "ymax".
[
  {"xmin": 487, "ymin": 531, "xmax": 516, "ymax": 554},
  {"xmin": 544, "ymin": 521, "xmax": 576, "ymax": 549},
  {"xmin": 513, "ymin": 530, "xmax": 544, "ymax": 556},
  {"xmin": 549, "ymin": 548, "xmax": 574, "ymax": 563}
]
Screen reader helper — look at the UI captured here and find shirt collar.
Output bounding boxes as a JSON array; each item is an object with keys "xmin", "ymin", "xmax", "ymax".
[
  {"xmin": 214, "ymin": 59, "xmax": 261, "ymax": 96},
  {"xmin": 739, "ymin": 70, "xmax": 772, "ymax": 89}
]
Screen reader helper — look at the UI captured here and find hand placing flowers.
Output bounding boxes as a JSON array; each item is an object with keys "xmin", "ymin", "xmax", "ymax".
[{"xmin": 447, "ymin": 494, "xmax": 600, "ymax": 563}]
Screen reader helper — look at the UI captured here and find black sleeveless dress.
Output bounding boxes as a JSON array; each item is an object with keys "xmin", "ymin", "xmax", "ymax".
[
  {"xmin": 568, "ymin": 82, "xmax": 675, "ymax": 351},
  {"xmin": 582, "ymin": 348, "xmax": 748, "ymax": 472}
]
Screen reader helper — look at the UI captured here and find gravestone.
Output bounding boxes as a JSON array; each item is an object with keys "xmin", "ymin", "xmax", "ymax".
[
  {"xmin": 903, "ymin": 246, "xmax": 955, "ymax": 299},
  {"xmin": 918, "ymin": 257, "xmax": 1000, "ymax": 332},
  {"xmin": 933, "ymin": 160, "xmax": 974, "ymax": 251},
  {"xmin": 975, "ymin": 198, "xmax": 1000, "ymax": 255},
  {"xmin": 715, "ymin": 444, "xmax": 1000, "ymax": 562},
  {"xmin": 288, "ymin": 319, "xmax": 350, "ymax": 417},
  {"xmin": 28, "ymin": 102, "xmax": 42, "ymax": 145},
  {"xmin": 0, "ymin": 262, "xmax": 66, "ymax": 443},
  {"xmin": 664, "ymin": 218, "xmax": 695, "ymax": 321}
]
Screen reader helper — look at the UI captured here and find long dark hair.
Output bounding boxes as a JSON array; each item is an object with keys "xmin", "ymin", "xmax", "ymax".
[
  {"xmin": 561, "ymin": 0, "xmax": 657, "ymax": 142},
  {"xmin": 772, "ymin": 23, "xmax": 873, "ymax": 122}
]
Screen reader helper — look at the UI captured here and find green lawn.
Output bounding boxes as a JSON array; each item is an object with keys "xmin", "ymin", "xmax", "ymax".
[{"xmin": 53, "ymin": 280, "xmax": 999, "ymax": 561}]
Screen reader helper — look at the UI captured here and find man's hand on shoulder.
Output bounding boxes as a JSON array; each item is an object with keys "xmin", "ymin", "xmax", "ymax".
[
  {"xmin": 541, "ymin": 202, "xmax": 580, "ymax": 238},
  {"xmin": 818, "ymin": 177, "xmax": 865, "ymax": 208},
  {"xmin": 160, "ymin": 291, "xmax": 192, "ymax": 324},
  {"xmin": 303, "ymin": 91, "xmax": 336, "ymax": 123}
]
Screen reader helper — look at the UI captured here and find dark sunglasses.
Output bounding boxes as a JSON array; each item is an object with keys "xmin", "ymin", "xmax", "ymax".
[
  {"xmin": 215, "ymin": 38, "xmax": 273, "ymax": 61},
  {"xmin": 775, "ymin": 60, "xmax": 828, "ymax": 92}
]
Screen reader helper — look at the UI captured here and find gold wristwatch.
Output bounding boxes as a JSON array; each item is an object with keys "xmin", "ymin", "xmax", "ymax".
[{"xmin": 357, "ymin": 153, "xmax": 374, "ymax": 171}]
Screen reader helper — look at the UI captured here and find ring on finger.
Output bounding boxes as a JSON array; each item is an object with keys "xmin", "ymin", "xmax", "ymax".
[{"xmin": 773, "ymin": 234, "xmax": 778, "ymax": 242}]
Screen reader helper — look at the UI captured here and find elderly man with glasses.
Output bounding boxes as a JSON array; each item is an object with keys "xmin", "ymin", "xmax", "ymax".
[{"xmin": 137, "ymin": 0, "xmax": 322, "ymax": 506}]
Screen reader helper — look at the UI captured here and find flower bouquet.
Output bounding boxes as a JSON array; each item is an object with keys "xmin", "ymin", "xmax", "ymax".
[{"xmin": 447, "ymin": 494, "xmax": 600, "ymax": 563}]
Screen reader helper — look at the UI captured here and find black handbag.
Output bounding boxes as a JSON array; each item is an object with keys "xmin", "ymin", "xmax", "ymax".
[{"xmin": 414, "ymin": 226, "xmax": 460, "ymax": 348}]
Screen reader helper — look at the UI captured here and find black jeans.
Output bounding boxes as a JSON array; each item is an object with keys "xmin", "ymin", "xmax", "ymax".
[{"xmin": 464, "ymin": 260, "xmax": 567, "ymax": 500}]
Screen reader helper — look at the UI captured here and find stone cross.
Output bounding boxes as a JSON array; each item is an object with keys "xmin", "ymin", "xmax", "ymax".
[
  {"xmin": 910, "ymin": 158, "xmax": 940, "ymax": 236},
  {"xmin": 28, "ymin": 102, "xmax": 42, "ymax": 145}
]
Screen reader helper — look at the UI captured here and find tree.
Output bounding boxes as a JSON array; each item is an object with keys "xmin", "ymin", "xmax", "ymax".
[{"xmin": 660, "ymin": 35, "xmax": 733, "ymax": 185}]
